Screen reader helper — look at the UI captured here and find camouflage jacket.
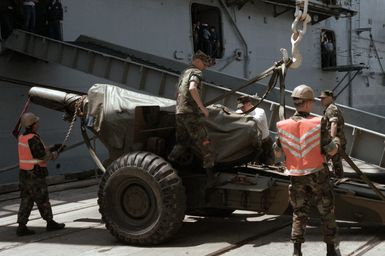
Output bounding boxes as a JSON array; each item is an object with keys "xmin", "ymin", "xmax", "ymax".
[
  {"xmin": 275, "ymin": 111, "xmax": 336, "ymax": 155},
  {"xmin": 324, "ymin": 103, "xmax": 346, "ymax": 147},
  {"xmin": 175, "ymin": 66, "xmax": 203, "ymax": 115}
]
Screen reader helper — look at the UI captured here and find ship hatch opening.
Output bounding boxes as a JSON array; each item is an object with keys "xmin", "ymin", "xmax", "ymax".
[
  {"xmin": 321, "ymin": 29, "xmax": 336, "ymax": 69},
  {"xmin": 191, "ymin": 3, "xmax": 223, "ymax": 59}
]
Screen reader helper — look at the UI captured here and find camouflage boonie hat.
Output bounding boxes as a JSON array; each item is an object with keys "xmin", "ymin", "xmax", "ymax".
[
  {"xmin": 319, "ymin": 90, "xmax": 334, "ymax": 98},
  {"xmin": 193, "ymin": 50, "xmax": 212, "ymax": 66}
]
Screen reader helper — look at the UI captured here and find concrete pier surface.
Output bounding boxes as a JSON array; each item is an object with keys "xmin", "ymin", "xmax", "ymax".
[{"xmin": 1, "ymin": 178, "xmax": 384, "ymax": 256}]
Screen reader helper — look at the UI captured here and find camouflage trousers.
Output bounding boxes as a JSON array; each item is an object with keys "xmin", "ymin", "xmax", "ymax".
[
  {"xmin": 17, "ymin": 170, "xmax": 53, "ymax": 225},
  {"xmin": 169, "ymin": 113, "xmax": 215, "ymax": 168},
  {"xmin": 289, "ymin": 168, "xmax": 339, "ymax": 244}
]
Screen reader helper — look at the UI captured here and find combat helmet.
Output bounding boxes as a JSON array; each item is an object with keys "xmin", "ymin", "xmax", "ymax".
[
  {"xmin": 21, "ymin": 112, "xmax": 40, "ymax": 128},
  {"xmin": 291, "ymin": 84, "xmax": 315, "ymax": 100}
]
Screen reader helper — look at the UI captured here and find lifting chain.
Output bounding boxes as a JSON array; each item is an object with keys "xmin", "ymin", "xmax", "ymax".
[
  {"xmin": 57, "ymin": 96, "xmax": 86, "ymax": 153},
  {"xmin": 285, "ymin": 0, "xmax": 311, "ymax": 69},
  {"xmin": 206, "ymin": 0, "xmax": 312, "ymax": 114},
  {"xmin": 276, "ymin": 0, "xmax": 311, "ymax": 120}
]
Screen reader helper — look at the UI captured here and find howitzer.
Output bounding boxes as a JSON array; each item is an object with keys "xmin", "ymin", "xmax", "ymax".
[
  {"xmin": 27, "ymin": 84, "xmax": 385, "ymax": 246},
  {"xmin": 29, "ymin": 84, "xmax": 263, "ymax": 169}
]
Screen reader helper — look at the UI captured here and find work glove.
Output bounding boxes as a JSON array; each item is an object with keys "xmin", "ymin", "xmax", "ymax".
[
  {"xmin": 51, "ymin": 151, "xmax": 58, "ymax": 161},
  {"xmin": 49, "ymin": 144, "xmax": 66, "ymax": 153},
  {"xmin": 332, "ymin": 137, "xmax": 341, "ymax": 148},
  {"xmin": 333, "ymin": 166, "xmax": 344, "ymax": 179}
]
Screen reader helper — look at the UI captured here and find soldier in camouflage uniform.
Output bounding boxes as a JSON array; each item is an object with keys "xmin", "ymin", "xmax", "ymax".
[
  {"xmin": 16, "ymin": 112, "xmax": 65, "ymax": 236},
  {"xmin": 319, "ymin": 90, "xmax": 346, "ymax": 178},
  {"xmin": 274, "ymin": 85, "xmax": 340, "ymax": 256},
  {"xmin": 168, "ymin": 50, "xmax": 215, "ymax": 171}
]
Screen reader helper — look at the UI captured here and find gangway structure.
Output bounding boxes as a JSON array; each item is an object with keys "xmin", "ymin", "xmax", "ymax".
[{"xmin": 3, "ymin": 29, "xmax": 385, "ymax": 172}]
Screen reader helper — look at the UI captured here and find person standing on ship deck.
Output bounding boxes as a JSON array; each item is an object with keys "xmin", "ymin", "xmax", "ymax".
[
  {"xmin": 16, "ymin": 112, "xmax": 65, "ymax": 236},
  {"xmin": 274, "ymin": 85, "xmax": 341, "ymax": 256}
]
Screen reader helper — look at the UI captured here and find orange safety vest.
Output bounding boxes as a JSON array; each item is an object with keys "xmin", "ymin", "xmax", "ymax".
[
  {"xmin": 277, "ymin": 116, "xmax": 324, "ymax": 176},
  {"xmin": 18, "ymin": 134, "xmax": 47, "ymax": 170}
]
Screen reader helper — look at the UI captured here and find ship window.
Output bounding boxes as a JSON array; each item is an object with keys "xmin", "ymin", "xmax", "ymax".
[
  {"xmin": 321, "ymin": 30, "xmax": 337, "ymax": 68},
  {"xmin": 191, "ymin": 3, "xmax": 223, "ymax": 59}
]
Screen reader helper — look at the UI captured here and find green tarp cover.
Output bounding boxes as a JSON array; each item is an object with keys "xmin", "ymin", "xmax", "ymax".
[
  {"xmin": 87, "ymin": 84, "xmax": 174, "ymax": 150},
  {"xmin": 86, "ymin": 84, "xmax": 261, "ymax": 164},
  {"xmin": 205, "ymin": 105, "xmax": 262, "ymax": 163}
]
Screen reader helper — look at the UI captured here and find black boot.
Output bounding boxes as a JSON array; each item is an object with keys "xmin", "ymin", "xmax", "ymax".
[
  {"xmin": 326, "ymin": 243, "xmax": 341, "ymax": 256},
  {"xmin": 16, "ymin": 224, "xmax": 35, "ymax": 236},
  {"xmin": 46, "ymin": 220, "xmax": 65, "ymax": 231},
  {"xmin": 293, "ymin": 243, "xmax": 302, "ymax": 256}
]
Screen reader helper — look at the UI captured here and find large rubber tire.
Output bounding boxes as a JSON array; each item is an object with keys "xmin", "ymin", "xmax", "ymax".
[{"xmin": 98, "ymin": 152, "xmax": 186, "ymax": 245}]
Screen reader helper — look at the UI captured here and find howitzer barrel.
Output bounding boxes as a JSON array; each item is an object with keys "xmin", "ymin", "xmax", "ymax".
[{"xmin": 29, "ymin": 87, "xmax": 84, "ymax": 113}]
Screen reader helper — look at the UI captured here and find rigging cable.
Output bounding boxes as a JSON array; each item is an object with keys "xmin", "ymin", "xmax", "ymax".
[{"xmin": 206, "ymin": 0, "xmax": 311, "ymax": 122}]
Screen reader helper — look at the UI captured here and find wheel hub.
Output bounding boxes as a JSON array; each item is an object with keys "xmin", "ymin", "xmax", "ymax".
[{"xmin": 122, "ymin": 184, "xmax": 151, "ymax": 219}]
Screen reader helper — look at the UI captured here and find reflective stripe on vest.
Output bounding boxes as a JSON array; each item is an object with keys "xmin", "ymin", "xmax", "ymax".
[
  {"xmin": 277, "ymin": 116, "xmax": 324, "ymax": 176},
  {"xmin": 18, "ymin": 134, "xmax": 47, "ymax": 170}
]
